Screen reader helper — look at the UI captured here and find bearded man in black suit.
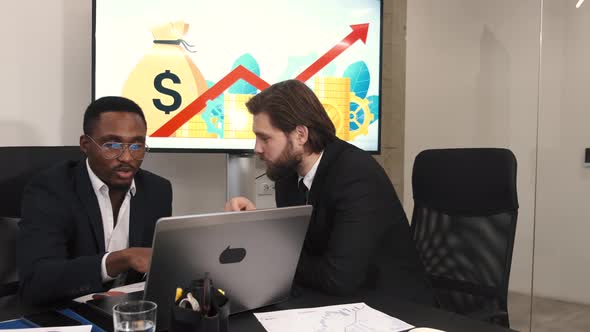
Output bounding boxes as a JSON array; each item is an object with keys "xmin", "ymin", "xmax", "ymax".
[{"xmin": 225, "ymin": 80, "xmax": 433, "ymax": 305}]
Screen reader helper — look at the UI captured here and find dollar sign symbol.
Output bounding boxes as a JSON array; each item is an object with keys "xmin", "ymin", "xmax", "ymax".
[{"xmin": 153, "ymin": 70, "xmax": 182, "ymax": 114}]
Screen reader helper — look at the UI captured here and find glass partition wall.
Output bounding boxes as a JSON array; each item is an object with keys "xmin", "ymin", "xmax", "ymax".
[
  {"xmin": 532, "ymin": 1, "xmax": 590, "ymax": 331},
  {"xmin": 404, "ymin": 1, "xmax": 590, "ymax": 331},
  {"xmin": 404, "ymin": 1, "xmax": 541, "ymax": 331}
]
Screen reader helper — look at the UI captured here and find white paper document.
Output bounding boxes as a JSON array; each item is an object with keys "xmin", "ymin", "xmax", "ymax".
[
  {"xmin": 1, "ymin": 325, "xmax": 92, "ymax": 332},
  {"xmin": 73, "ymin": 281, "xmax": 145, "ymax": 303},
  {"xmin": 254, "ymin": 302, "xmax": 415, "ymax": 332},
  {"xmin": 110, "ymin": 281, "xmax": 146, "ymax": 294}
]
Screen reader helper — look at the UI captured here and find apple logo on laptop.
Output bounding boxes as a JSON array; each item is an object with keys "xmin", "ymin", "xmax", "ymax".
[{"xmin": 219, "ymin": 245, "xmax": 246, "ymax": 264}]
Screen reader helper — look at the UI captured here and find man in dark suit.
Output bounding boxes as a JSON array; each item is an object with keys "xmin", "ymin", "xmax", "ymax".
[
  {"xmin": 17, "ymin": 97, "xmax": 172, "ymax": 305},
  {"xmin": 225, "ymin": 80, "xmax": 433, "ymax": 305}
]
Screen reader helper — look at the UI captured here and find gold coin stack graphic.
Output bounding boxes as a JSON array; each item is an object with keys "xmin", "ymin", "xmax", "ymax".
[
  {"xmin": 223, "ymin": 94, "xmax": 255, "ymax": 139},
  {"xmin": 176, "ymin": 114, "xmax": 217, "ymax": 138},
  {"xmin": 314, "ymin": 77, "xmax": 351, "ymax": 140}
]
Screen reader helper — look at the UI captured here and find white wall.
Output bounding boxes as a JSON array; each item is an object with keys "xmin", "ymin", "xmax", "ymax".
[
  {"xmin": 533, "ymin": 0, "xmax": 590, "ymax": 304},
  {"xmin": 405, "ymin": 0, "xmax": 541, "ymax": 294},
  {"xmin": 0, "ymin": 0, "xmax": 89, "ymax": 146},
  {"xmin": 0, "ymin": 0, "xmax": 227, "ymax": 215}
]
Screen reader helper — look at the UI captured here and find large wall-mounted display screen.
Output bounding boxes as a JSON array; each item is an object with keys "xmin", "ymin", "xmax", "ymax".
[{"xmin": 94, "ymin": 0, "xmax": 382, "ymax": 152}]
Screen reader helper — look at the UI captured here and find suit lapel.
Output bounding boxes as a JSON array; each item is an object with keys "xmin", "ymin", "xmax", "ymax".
[
  {"xmin": 307, "ymin": 139, "xmax": 347, "ymax": 206},
  {"xmin": 129, "ymin": 171, "xmax": 147, "ymax": 247},
  {"xmin": 75, "ymin": 161, "xmax": 105, "ymax": 253}
]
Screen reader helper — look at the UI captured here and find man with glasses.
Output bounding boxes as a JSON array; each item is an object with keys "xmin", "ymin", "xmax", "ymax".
[{"xmin": 18, "ymin": 96, "xmax": 172, "ymax": 305}]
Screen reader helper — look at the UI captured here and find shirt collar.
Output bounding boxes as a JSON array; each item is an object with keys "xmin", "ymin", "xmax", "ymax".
[
  {"xmin": 298, "ymin": 151, "xmax": 323, "ymax": 191},
  {"xmin": 86, "ymin": 158, "xmax": 136, "ymax": 196}
]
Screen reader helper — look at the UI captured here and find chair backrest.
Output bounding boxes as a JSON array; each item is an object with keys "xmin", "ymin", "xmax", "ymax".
[
  {"xmin": 0, "ymin": 217, "xmax": 20, "ymax": 297},
  {"xmin": 0, "ymin": 146, "xmax": 83, "ymax": 302},
  {"xmin": 0, "ymin": 146, "xmax": 83, "ymax": 218},
  {"xmin": 410, "ymin": 148, "xmax": 518, "ymax": 320}
]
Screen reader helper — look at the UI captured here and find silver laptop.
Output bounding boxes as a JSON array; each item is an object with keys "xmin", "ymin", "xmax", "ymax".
[{"xmin": 144, "ymin": 205, "xmax": 312, "ymax": 330}]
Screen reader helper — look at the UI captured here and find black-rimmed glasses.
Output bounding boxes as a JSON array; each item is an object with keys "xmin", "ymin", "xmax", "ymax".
[{"xmin": 85, "ymin": 135, "xmax": 149, "ymax": 160}]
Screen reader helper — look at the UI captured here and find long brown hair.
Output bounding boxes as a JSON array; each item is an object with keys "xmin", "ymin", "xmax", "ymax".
[{"xmin": 246, "ymin": 79, "xmax": 337, "ymax": 153}]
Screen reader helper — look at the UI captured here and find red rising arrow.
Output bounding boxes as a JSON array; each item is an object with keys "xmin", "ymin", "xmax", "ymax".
[
  {"xmin": 151, "ymin": 65, "xmax": 270, "ymax": 137},
  {"xmin": 295, "ymin": 23, "xmax": 369, "ymax": 82},
  {"xmin": 151, "ymin": 23, "xmax": 369, "ymax": 137}
]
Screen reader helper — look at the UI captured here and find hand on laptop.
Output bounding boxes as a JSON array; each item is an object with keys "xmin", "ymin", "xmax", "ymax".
[
  {"xmin": 106, "ymin": 247, "xmax": 152, "ymax": 277},
  {"xmin": 224, "ymin": 196, "xmax": 257, "ymax": 211}
]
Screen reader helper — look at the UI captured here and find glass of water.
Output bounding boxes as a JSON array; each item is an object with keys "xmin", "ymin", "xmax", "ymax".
[{"xmin": 113, "ymin": 300, "xmax": 157, "ymax": 332}]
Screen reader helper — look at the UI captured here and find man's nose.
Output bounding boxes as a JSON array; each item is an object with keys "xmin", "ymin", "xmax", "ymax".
[
  {"xmin": 117, "ymin": 145, "xmax": 134, "ymax": 162},
  {"xmin": 254, "ymin": 140, "xmax": 263, "ymax": 154}
]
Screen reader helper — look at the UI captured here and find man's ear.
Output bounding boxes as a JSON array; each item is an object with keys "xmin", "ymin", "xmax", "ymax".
[
  {"xmin": 294, "ymin": 125, "xmax": 309, "ymax": 146},
  {"xmin": 79, "ymin": 135, "xmax": 89, "ymax": 155}
]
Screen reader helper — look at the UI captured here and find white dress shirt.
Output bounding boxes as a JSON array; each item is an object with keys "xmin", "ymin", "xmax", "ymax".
[
  {"xmin": 298, "ymin": 151, "xmax": 324, "ymax": 192},
  {"xmin": 86, "ymin": 159, "xmax": 136, "ymax": 282}
]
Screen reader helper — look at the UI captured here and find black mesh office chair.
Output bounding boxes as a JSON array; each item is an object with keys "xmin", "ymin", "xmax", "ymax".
[
  {"xmin": 410, "ymin": 148, "xmax": 518, "ymax": 328},
  {"xmin": 0, "ymin": 146, "xmax": 83, "ymax": 318}
]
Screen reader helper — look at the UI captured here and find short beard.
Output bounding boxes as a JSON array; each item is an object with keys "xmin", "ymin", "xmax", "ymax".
[
  {"xmin": 108, "ymin": 183, "xmax": 132, "ymax": 192},
  {"xmin": 264, "ymin": 142, "xmax": 302, "ymax": 182}
]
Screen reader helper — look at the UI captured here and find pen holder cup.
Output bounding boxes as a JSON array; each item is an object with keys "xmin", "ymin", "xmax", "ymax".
[{"xmin": 169, "ymin": 280, "xmax": 229, "ymax": 332}]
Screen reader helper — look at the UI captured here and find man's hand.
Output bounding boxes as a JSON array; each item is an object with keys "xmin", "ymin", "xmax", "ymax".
[
  {"xmin": 224, "ymin": 196, "xmax": 257, "ymax": 211},
  {"xmin": 124, "ymin": 247, "xmax": 152, "ymax": 273},
  {"xmin": 106, "ymin": 247, "xmax": 152, "ymax": 277}
]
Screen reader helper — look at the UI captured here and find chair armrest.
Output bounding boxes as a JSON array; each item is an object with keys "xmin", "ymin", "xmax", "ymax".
[{"xmin": 466, "ymin": 308, "xmax": 509, "ymax": 328}]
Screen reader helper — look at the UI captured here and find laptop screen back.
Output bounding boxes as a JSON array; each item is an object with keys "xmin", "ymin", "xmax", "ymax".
[{"xmin": 145, "ymin": 205, "xmax": 312, "ymax": 330}]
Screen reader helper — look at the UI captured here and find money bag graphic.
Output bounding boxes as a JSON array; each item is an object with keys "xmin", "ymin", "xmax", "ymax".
[{"xmin": 122, "ymin": 21, "xmax": 208, "ymax": 137}]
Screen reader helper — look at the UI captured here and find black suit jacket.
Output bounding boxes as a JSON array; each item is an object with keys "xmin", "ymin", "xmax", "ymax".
[
  {"xmin": 276, "ymin": 139, "xmax": 434, "ymax": 305},
  {"xmin": 17, "ymin": 160, "xmax": 172, "ymax": 305}
]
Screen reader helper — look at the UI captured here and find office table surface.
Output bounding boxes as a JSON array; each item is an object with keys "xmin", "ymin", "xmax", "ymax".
[
  {"xmin": 229, "ymin": 289, "xmax": 516, "ymax": 332},
  {"xmin": 2, "ymin": 289, "xmax": 516, "ymax": 332}
]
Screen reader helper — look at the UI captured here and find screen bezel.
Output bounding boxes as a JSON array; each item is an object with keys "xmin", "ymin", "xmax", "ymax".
[{"xmin": 91, "ymin": 0, "xmax": 383, "ymax": 155}]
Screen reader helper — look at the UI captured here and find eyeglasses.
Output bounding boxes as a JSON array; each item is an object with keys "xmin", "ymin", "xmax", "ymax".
[{"xmin": 85, "ymin": 135, "xmax": 149, "ymax": 160}]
